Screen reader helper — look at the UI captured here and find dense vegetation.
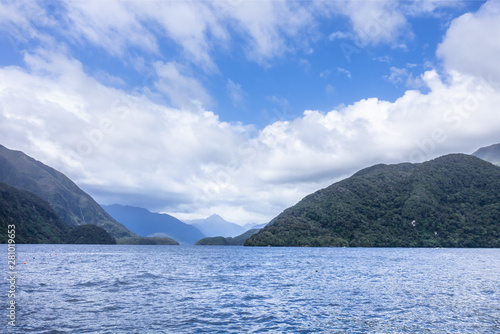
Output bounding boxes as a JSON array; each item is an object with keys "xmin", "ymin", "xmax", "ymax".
[
  {"xmin": 195, "ymin": 229, "xmax": 260, "ymax": 245},
  {"xmin": 65, "ymin": 224, "xmax": 116, "ymax": 244},
  {"xmin": 0, "ymin": 183, "xmax": 118, "ymax": 244},
  {"xmin": 245, "ymin": 154, "xmax": 500, "ymax": 247},
  {"xmin": 0, "ymin": 145, "xmax": 135, "ymax": 238},
  {"xmin": 0, "ymin": 183, "xmax": 71, "ymax": 243}
]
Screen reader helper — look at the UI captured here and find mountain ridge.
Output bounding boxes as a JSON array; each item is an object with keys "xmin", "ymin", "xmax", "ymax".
[
  {"xmin": 195, "ymin": 229, "xmax": 261, "ymax": 246},
  {"xmin": 246, "ymin": 154, "xmax": 500, "ymax": 247},
  {"xmin": 184, "ymin": 214, "xmax": 248, "ymax": 237},
  {"xmin": 0, "ymin": 145, "xmax": 135, "ymax": 238},
  {"xmin": 102, "ymin": 204, "xmax": 205, "ymax": 245},
  {"xmin": 0, "ymin": 182, "xmax": 117, "ymax": 244},
  {"xmin": 473, "ymin": 143, "xmax": 500, "ymax": 166}
]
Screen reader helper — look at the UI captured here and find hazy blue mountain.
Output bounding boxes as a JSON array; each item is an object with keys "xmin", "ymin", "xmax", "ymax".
[
  {"xmin": 246, "ymin": 154, "xmax": 500, "ymax": 247},
  {"xmin": 102, "ymin": 204, "xmax": 205, "ymax": 245},
  {"xmin": 195, "ymin": 229, "xmax": 260, "ymax": 246},
  {"xmin": 245, "ymin": 222, "xmax": 268, "ymax": 230},
  {"xmin": 0, "ymin": 145, "xmax": 135, "ymax": 238},
  {"xmin": 473, "ymin": 143, "xmax": 500, "ymax": 166},
  {"xmin": 184, "ymin": 214, "xmax": 247, "ymax": 237}
]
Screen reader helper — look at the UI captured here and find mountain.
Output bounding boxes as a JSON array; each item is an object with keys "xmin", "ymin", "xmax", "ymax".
[
  {"xmin": 245, "ymin": 154, "xmax": 500, "ymax": 248},
  {"xmin": 195, "ymin": 229, "xmax": 260, "ymax": 246},
  {"xmin": 246, "ymin": 222, "xmax": 268, "ymax": 230},
  {"xmin": 101, "ymin": 204, "xmax": 205, "ymax": 245},
  {"xmin": 0, "ymin": 182, "xmax": 71, "ymax": 243},
  {"xmin": 185, "ymin": 214, "xmax": 247, "ymax": 237},
  {"xmin": 0, "ymin": 182, "xmax": 116, "ymax": 244},
  {"xmin": 473, "ymin": 143, "xmax": 500, "ymax": 166},
  {"xmin": 0, "ymin": 145, "xmax": 135, "ymax": 239}
]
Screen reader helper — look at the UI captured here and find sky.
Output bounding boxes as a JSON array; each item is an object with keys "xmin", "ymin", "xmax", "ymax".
[{"xmin": 0, "ymin": 0, "xmax": 499, "ymax": 225}]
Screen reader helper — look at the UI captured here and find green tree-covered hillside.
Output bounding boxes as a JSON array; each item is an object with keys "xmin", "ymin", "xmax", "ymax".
[
  {"xmin": 0, "ymin": 145, "xmax": 135, "ymax": 238},
  {"xmin": 245, "ymin": 154, "xmax": 500, "ymax": 248},
  {"xmin": 0, "ymin": 182, "xmax": 70, "ymax": 243},
  {"xmin": 196, "ymin": 229, "xmax": 260, "ymax": 245}
]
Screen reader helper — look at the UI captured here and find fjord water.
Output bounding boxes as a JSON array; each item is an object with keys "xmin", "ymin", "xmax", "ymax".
[{"xmin": 2, "ymin": 245, "xmax": 499, "ymax": 333}]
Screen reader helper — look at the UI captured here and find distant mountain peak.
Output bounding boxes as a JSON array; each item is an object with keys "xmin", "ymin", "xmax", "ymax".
[
  {"xmin": 473, "ymin": 143, "xmax": 500, "ymax": 166},
  {"xmin": 184, "ymin": 214, "xmax": 248, "ymax": 238},
  {"xmin": 205, "ymin": 214, "xmax": 228, "ymax": 223},
  {"xmin": 101, "ymin": 204, "xmax": 205, "ymax": 245}
]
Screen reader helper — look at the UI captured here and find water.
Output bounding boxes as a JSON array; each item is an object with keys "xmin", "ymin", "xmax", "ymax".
[{"xmin": 1, "ymin": 245, "xmax": 499, "ymax": 333}]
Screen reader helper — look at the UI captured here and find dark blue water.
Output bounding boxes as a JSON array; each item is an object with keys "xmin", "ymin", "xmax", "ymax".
[{"xmin": 1, "ymin": 245, "xmax": 499, "ymax": 333}]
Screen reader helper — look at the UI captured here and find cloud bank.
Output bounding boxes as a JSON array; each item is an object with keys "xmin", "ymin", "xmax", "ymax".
[{"xmin": 0, "ymin": 1, "xmax": 499, "ymax": 224}]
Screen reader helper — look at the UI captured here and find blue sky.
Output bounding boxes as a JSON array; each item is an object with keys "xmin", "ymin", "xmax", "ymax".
[
  {"xmin": 1, "ymin": 0, "xmax": 481, "ymax": 127},
  {"xmin": 1, "ymin": 0, "xmax": 499, "ymax": 224}
]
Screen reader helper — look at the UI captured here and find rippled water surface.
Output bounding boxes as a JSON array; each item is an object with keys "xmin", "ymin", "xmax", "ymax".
[{"xmin": 1, "ymin": 245, "xmax": 499, "ymax": 333}]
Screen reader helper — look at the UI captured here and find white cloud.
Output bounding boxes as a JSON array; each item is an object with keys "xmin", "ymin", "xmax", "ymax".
[
  {"xmin": 36, "ymin": 0, "xmax": 320, "ymax": 70},
  {"xmin": 223, "ymin": 0, "xmax": 317, "ymax": 65},
  {"xmin": 64, "ymin": 0, "xmax": 158, "ymax": 57},
  {"xmin": 256, "ymin": 70, "xmax": 499, "ymax": 182},
  {"xmin": 385, "ymin": 66, "xmax": 408, "ymax": 85},
  {"xmin": 337, "ymin": 67, "xmax": 352, "ymax": 78},
  {"xmin": 136, "ymin": 1, "xmax": 227, "ymax": 71},
  {"xmin": 1, "ymin": 1, "xmax": 321, "ymax": 71},
  {"xmin": 326, "ymin": 1, "xmax": 462, "ymax": 48},
  {"xmin": 329, "ymin": 0, "xmax": 409, "ymax": 46},
  {"xmin": 437, "ymin": 0, "xmax": 500, "ymax": 81},
  {"xmin": 384, "ymin": 66, "xmax": 424, "ymax": 89},
  {"xmin": 2, "ymin": 49, "xmax": 500, "ymax": 225},
  {"xmin": 154, "ymin": 61, "xmax": 212, "ymax": 109},
  {"xmin": 0, "ymin": 50, "xmax": 252, "ymax": 218}
]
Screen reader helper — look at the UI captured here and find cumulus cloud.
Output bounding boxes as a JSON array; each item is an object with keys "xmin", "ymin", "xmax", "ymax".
[
  {"xmin": 63, "ymin": 0, "xmax": 158, "ymax": 57},
  {"xmin": 437, "ymin": 0, "xmax": 500, "ymax": 81},
  {"xmin": 2, "ymin": 48, "xmax": 500, "ymax": 224},
  {"xmin": 0, "ymin": 49, "xmax": 252, "ymax": 217}
]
